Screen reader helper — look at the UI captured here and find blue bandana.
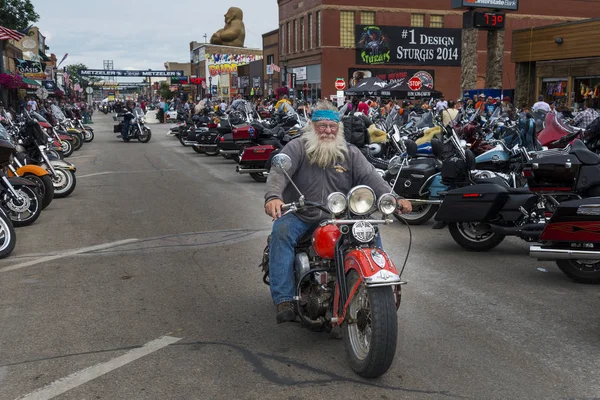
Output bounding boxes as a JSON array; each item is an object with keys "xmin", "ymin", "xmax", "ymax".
[{"xmin": 311, "ymin": 110, "xmax": 340, "ymax": 123}]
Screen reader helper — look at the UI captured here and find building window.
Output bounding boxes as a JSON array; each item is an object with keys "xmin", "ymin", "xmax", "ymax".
[
  {"xmin": 267, "ymin": 54, "xmax": 274, "ymax": 65},
  {"xmin": 301, "ymin": 17, "xmax": 305, "ymax": 51},
  {"xmin": 287, "ymin": 22, "xmax": 291, "ymax": 54},
  {"xmin": 430, "ymin": 15, "xmax": 444, "ymax": 28},
  {"xmin": 340, "ymin": 11, "xmax": 355, "ymax": 48},
  {"xmin": 411, "ymin": 13, "xmax": 425, "ymax": 27},
  {"xmin": 308, "ymin": 13, "xmax": 313, "ymax": 49},
  {"xmin": 280, "ymin": 25, "xmax": 284, "ymax": 55},
  {"xmin": 293, "ymin": 20, "xmax": 297, "ymax": 52},
  {"xmin": 361, "ymin": 11, "xmax": 375, "ymax": 25},
  {"xmin": 317, "ymin": 11, "xmax": 321, "ymax": 47}
]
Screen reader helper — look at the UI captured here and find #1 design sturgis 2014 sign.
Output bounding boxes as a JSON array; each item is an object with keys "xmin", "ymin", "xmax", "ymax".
[{"xmin": 356, "ymin": 25, "xmax": 462, "ymax": 67}]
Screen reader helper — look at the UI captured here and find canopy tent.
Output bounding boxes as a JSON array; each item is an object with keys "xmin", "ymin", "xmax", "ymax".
[
  {"xmin": 379, "ymin": 80, "xmax": 443, "ymax": 99},
  {"xmin": 344, "ymin": 77, "xmax": 387, "ymax": 96}
]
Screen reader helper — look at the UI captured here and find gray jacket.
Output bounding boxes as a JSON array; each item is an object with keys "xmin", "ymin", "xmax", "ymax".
[{"xmin": 265, "ymin": 138, "xmax": 392, "ymax": 223}]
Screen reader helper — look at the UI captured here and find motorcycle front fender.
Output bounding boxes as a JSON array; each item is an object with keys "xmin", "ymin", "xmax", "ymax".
[
  {"xmin": 13, "ymin": 165, "xmax": 49, "ymax": 177},
  {"xmin": 344, "ymin": 248, "xmax": 401, "ymax": 286},
  {"xmin": 66, "ymin": 128, "xmax": 81, "ymax": 135},
  {"xmin": 50, "ymin": 160, "xmax": 76, "ymax": 172},
  {"xmin": 7, "ymin": 176, "xmax": 37, "ymax": 187},
  {"xmin": 58, "ymin": 134, "xmax": 73, "ymax": 141}
]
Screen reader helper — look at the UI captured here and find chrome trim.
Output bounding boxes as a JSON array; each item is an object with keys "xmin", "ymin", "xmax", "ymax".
[
  {"xmin": 237, "ymin": 168, "xmax": 267, "ymax": 174},
  {"xmin": 530, "ymin": 245, "xmax": 600, "ymax": 260},
  {"xmin": 347, "ymin": 185, "xmax": 376, "ymax": 216},
  {"xmin": 358, "ymin": 248, "xmax": 375, "ymax": 271},
  {"xmin": 323, "ymin": 219, "xmax": 393, "ymax": 225},
  {"xmin": 366, "ymin": 281, "xmax": 406, "ymax": 287}
]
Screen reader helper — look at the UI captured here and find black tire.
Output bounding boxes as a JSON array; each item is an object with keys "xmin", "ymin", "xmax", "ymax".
[
  {"xmin": 83, "ymin": 128, "xmax": 94, "ymax": 142},
  {"xmin": 138, "ymin": 127, "xmax": 151, "ymax": 143},
  {"xmin": 342, "ymin": 270, "xmax": 397, "ymax": 378},
  {"xmin": 448, "ymin": 222, "xmax": 505, "ymax": 252},
  {"xmin": 556, "ymin": 259, "xmax": 600, "ymax": 284},
  {"xmin": 60, "ymin": 140, "xmax": 73, "ymax": 157},
  {"xmin": 221, "ymin": 153, "xmax": 232, "ymax": 160},
  {"xmin": 204, "ymin": 148, "xmax": 219, "ymax": 156},
  {"xmin": 2, "ymin": 185, "xmax": 42, "ymax": 227},
  {"xmin": 0, "ymin": 210, "xmax": 16, "ymax": 259},
  {"xmin": 192, "ymin": 145, "xmax": 204, "ymax": 154},
  {"xmin": 232, "ymin": 154, "xmax": 241, "ymax": 163},
  {"xmin": 179, "ymin": 131, "xmax": 190, "ymax": 146},
  {"xmin": 71, "ymin": 134, "xmax": 83, "ymax": 151},
  {"xmin": 394, "ymin": 204, "xmax": 439, "ymax": 225},
  {"xmin": 250, "ymin": 172, "xmax": 268, "ymax": 182},
  {"xmin": 24, "ymin": 174, "xmax": 54, "ymax": 210},
  {"xmin": 52, "ymin": 169, "xmax": 76, "ymax": 198}
]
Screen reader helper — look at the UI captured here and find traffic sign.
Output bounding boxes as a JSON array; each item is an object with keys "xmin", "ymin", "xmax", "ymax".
[
  {"xmin": 85, "ymin": 86, "xmax": 93, "ymax": 94},
  {"xmin": 335, "ymin": 78, "xmax": 346, "ymax": 91},
  {"xmin": 408, "ymin": 77, "xmax": 422, "ymax": 91},
  {"xmin": 36, "ymin": 87, "xmax": 49, "ymax": 99}
]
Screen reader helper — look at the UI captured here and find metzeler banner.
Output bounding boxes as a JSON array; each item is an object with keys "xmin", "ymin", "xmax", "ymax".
[
  {"xmin": 355, "ymin": 25, "xmax": 462, "ymax": 67},
  {"xmin": 78, "ymin": 69, "xmax": 184, "ymax": 77}
]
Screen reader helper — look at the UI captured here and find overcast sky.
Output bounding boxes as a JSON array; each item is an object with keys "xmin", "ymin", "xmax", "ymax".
[{"xmin": 31, "ymin": 0, "xmax": 278, "ymax": 73}]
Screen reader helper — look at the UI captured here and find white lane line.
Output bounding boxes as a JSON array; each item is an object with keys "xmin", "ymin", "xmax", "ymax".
[
  {"xmin": 0, "ymin": 239, "xmax": 139, "ymax": 273},
  {"xmin": 78, "ymin": 168, "xmax": 179, "ymax": 178},
  {"xmin": 18, "ymin": 335, "xmax": 181, "ymax": 400}
]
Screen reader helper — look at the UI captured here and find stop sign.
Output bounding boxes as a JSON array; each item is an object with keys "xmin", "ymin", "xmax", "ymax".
[
  {"xmin": 408, "ymin": 77, "xmax": 422, "ymax": 91},
  {"xmin": 335, "ymin": 79, "xmax": 346, "ymax": 91}
]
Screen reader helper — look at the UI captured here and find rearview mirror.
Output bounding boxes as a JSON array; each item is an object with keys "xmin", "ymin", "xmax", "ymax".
[{"xmin": 272, "ymin": 153, "xmax": 292, "ymax": 172}]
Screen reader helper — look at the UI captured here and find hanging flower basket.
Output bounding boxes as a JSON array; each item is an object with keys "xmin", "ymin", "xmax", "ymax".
[{"xmin": 0, "ymin": 73, "xmax": 27, "ymax": 89}]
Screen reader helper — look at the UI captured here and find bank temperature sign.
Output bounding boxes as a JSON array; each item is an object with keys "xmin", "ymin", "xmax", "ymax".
[{"xmin": 355, "ymin": 25, "xmax": 462, "ymax": 67}]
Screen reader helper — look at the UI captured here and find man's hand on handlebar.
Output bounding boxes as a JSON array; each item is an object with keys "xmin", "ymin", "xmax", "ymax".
[
  {"xmin": 395, "ymin": 199, "xmax": 413, "ymax": 215},
  {"xmin": 265, "ymin": 199, "xmax": 285, "ymax": 220}
]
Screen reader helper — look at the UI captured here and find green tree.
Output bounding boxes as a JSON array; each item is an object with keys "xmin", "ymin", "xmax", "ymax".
[
  {"xmin": 64, "ymin": 63, "xmax": 101, "ymax": 87},
  {"xmin": 158, "ymin": 81, "xmax": 173, "ymax": 100},
  {"xmin": 0, "ymin": 0, "xmax": 39, "ymax": 31}
]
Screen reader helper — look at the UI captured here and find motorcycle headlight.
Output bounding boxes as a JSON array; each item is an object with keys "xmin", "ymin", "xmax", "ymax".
[
  {"xmin": 327, "ymin": 192, "xmax": 347, "ymax": 215},
  {"xmin": 378, "ymin": 193, "xmax": 397, "ymax": 215},
  {"xmin": 347, "ymin": 186, "xmax": 376, "ymax": 216}
]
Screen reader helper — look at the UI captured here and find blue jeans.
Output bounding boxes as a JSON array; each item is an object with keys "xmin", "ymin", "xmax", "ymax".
[
  {"xmin": 268, "ymin": 213, "xmax": 383, "ymax": 305},
  {"xmin": 122, "ymin": 120, "xmax": 131, "ymax": 140}
]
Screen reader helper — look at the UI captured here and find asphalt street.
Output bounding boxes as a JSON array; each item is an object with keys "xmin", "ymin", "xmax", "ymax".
[{"xmin": 0, "ymin": 113, "xmax": 599, "ymax": 400}]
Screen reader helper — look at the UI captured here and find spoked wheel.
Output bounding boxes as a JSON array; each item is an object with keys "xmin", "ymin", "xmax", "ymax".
[
  {"xmin": 138, "ymin": 127, "xmax": 151, "ymax": 143},
  {"xmin": 342, "ymin": 270, "xmax": 397, "ymax": 378},
  {"xmin": 556, "ymin": 259, "xmax": 600, "ymax": 284},
  {"xmin": 394, "ymin": 204, "xmax": 439, "ymax": 225},
  {"xmin": 60, "ymin": 140, "xmax": 73, "ymax": 157},
  {"xmin": 0, "ymin": 210, "xmax": 16, "ymax": 258},
  {"xmin": 71, "ymin": 134, "xmax": 83, "ymax": 151},
  {"xmin": 448, "ymin": 222, "xmax": 505, "ymax": 251},
  {"xmin": 250, "ymin": 172, "xmax": 268, "ymax": 182},
  {"xmin": 48, "ymin": 149, "xmax": 65, "ymax": 160},
  {"xmin": 52, "ymin": 169, "xmax": 77, "ymax": 198},
  {"xmin": 83, "ymin": 129, "xmax": 94, "ymax": 142},
  {"xmin": 2, "ymin": 185, "xmax": 42, "ymax": 227},
  {"xmin": 23, "ymin": 174, "xmax": 54, "ymax": 210}
]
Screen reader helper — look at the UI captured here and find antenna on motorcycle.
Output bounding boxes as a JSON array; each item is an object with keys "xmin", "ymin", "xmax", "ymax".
[{"xmin": 271, "ymin": 153, "xmax": 304, "ymax": 201}]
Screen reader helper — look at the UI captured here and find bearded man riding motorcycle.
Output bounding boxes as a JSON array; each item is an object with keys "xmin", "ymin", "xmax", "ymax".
[{"xmin": 264, "ymin": 101, "xmax": 412, "ymax": 323}]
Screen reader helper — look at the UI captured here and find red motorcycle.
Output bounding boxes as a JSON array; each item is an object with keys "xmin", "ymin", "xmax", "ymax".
[
  {"xmin": 537, "ymin": 112, "xmax": 585, "ymax": 148},
  {"xmin": 260, "ymin": 154, "xmax": 405, "ymax": 378}
]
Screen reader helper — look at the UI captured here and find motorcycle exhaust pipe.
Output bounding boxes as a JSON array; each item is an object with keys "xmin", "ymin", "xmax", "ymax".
[
  {"xmin": 220, "ymin": 150, "xmax": 240, "ymax": 155},
  {"xmin": 182, "ymin": 141, "xmax": 199, "ymax": 146},
  {"xmin": 488, "ymin": 223, "xmax": 545, "ymax": 236},
  {"xmin": 236, "ymin": 167, "xmax": 267, "ymax": 174},
  {"xmin": 530, "ymin": 245, "xmax": 600, "ymax": 260}
]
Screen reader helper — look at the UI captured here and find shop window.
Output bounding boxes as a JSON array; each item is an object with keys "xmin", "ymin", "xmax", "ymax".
[
  {"xmin": 294, "ymin": 20, "xmax": 298, "ymax": 52},
  {"xmin": 301, "ymin": 17, "xmax": 305, "ymax": 51},
  {"xmin": 541, "ymin": 78, "xmax": 568, "ymax": 106},
  {"xmin": 411, "ymin": 14, "xmax": 425, "ymax": 27},
  {"xmin": 430, "ymin": 15, "xmax": 444, "ymax": 28},
  {"xmin": 308, "ymin": 14, "xmax": 313, "ymax": 49},
  {"xmin": 574, "ymin": 76, "xmax": 600, "ymax": 109},
  {"xmin": 280, "ymin": 25, "xmax": 284, "ymax": 55},
  {"xmin": 340, "ymin": 11, "xmax": 355, "ymax": 48},
  {"xmin": 361, "ymin": 11, "xmax": 375, "ymax": 25},
  {"xmin": 317, "ymin": 11, "xmax": 321, "ymax": 47},
  {"xmin": 267, "ymin": 54, "xmax": 274, "ymax": 65}
]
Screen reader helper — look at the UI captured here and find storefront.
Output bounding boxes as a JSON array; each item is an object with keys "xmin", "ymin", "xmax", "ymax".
[
  {"xmin": 513, "ymin": 18, "xmax": 600, "ymax": 109},
  {"xmin": 289, "ymin": 64, "xmax": 321, "ymax": 102}
]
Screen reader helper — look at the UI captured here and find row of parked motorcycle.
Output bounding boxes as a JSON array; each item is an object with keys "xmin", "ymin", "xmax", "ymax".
[
  {"xmin": 168, "ymin": 100, "xmax": 600, "ymax": 285},
  {"xmin": 0, "ymin": 103, "xmax": 88, "ymax": 259}
]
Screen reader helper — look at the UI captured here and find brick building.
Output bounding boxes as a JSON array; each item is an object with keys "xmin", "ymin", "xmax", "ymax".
[
  {"xmin": 277, "ymin": 0, "xmax": 600, "ymax": 101},
  {"xmin": 262, "ymin": 29, "xmax": 281, "ymax": 96}
]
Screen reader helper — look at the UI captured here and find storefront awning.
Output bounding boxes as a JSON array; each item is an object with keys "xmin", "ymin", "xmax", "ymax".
[{"xmin": 21, "ymin": 77, "xmax": 41, "ymax": 86}]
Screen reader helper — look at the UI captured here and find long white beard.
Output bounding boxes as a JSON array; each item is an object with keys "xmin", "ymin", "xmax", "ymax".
[{"xmin": 304, "ymin": 124, "xmax": 348, "ymax": 168}]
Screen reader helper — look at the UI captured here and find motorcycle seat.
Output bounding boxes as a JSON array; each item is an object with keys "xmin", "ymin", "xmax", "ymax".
[
  {"xmin": 569, "ymin": 139, "xmax": 600, "ymax": 165},
  {"xmin": 473, "ymin": 176, "xmax": 509, "ymax": 187}
]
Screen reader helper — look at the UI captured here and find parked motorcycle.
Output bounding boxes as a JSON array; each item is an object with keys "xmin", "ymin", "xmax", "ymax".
[{"xmin": 259, "ymin": 153, "xmax": 405, "ymax": 378}]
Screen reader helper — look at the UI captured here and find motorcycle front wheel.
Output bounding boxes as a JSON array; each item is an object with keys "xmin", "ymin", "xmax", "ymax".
[
  {"xmin": 250, "ymin": 172, "xmax": 268, "ymax": 183},
  {"xmin": 52, "ymin": 169, "xmax": 77, "ymax": 198},
  {"xmin": 2, "ymin": 185, "xmax": 42, "ymax": 227},
  {"xmin": 556, "ymin": 259, "xmax": 600, "ymax": 284},
  {"xmin": 138, "ymin": 127, "xmax": 152, "ymax": 143},
  {"xmin": 448, "ymin": 222, "xmax": 505, "ymax": 251},
  {"xmin": 60, "ymin": 140, "xmax": 73, "ymax": 157},
  {"xmin": 342, "ymin": 270, "xmax": 397, "ymax": 378},
  {"xmin": 24, "ymin": 173, "xmax": 54, "ymax": 210},
  {"xmin": 83, "ymin": 128, "xmax": 94, "ymax": 142},
  {"xmin": 0, "ymin": 209, "xmax": 16, "ymax": 259},
  {"xmin": 71, "ymin": 134, "xmax": 83, "ymax": 151}
]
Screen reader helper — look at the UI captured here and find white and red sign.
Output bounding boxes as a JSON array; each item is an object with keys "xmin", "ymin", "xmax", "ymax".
[
  {"xmin": 407, "ymin": 77, "xmax": 422, "ymax": 91},
  {"xmin": 335, "ymin": 78, "xmax": 346, "ymax": 91}
]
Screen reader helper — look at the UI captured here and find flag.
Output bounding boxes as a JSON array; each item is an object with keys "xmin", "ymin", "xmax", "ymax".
[
  {"xmin": 0, "ymin": 25, "xmax": 25, "ymax": 41},
  {"xmin": 58, "ymin": 53, "xmax": 68, "ymax": 67}
]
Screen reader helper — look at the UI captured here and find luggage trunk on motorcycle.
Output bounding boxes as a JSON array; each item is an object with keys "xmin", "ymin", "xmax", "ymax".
[
  {"xmin": 232, "ymin": 125, "xmax": 255, "ymax": 141},
  {"xmin": 240, "ymin": 145, "xmax": 276, "ymax": 165},
  {"xmin": 394, "ymin": 159, "xmax": 438, "ymax": 198},
  {"xmin": 435, "ymin": 184, "xmax": 509, "ymax": 222},
  {"xmin": 540, "ymin": 197, "xmax": 600, "ymax": 242},
  {"xmin": 524, "ymin": 154, "xmax": 581, "ymax": 191}
]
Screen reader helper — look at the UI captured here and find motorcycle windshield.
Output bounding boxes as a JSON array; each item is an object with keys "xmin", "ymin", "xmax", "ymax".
[
  {"xmin": 30, "ymin": 111, "xmax": 48, "ymax": 123},
  {"xmin": 134, "ymin": 107, "xmax": 144, "ymax": 118},
  {"xmin": 416, "ymin": 112, "xmax": 433, "ymax": 129},
  {"xmin": 0, "ymin": 125, "xmax": 9, "ymax": 141},
  {"xmin": 51, "ymin": 104, "xmax": 66, "ymax": 121},
  {"xmin": 555, "ymin": 113, "xmax": 576, "ymax": 134}
]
